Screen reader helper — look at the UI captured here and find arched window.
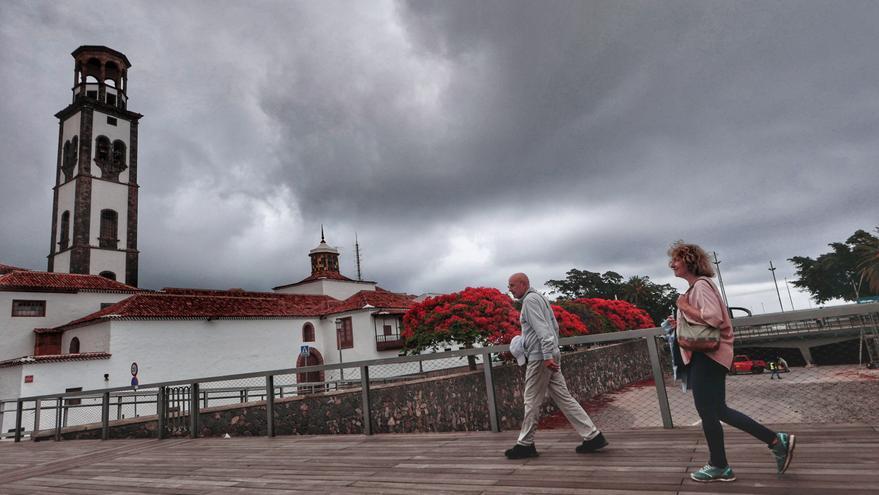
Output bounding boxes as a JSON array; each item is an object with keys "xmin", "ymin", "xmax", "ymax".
[
  {"xmin": 69, "ymin": 337, "xmax": 80, "ymax": 354},
  {"xmin": 70, "ymin": 136, "xmax": 78, "ymax": 175},
  {"xmin": 111, "ymin": 140, "xmax": 127, "ymax": 176},
  {"xmin": 99, "ymin": 209, "xmax": 118, "ymax": 249},
  {"xmin": 61, "ymin": 136, "xmax": 79, "ymax": 181},
  {"xmin": 95, "ymin": 135, "xmax": 110, "ymax": 165},
  {"xmin": 302, "ymin": 322, "xmax": 315, "ymax": 342},
  {"xmin": 99, "ymin": 271, "xmax": 116, "ymax": 281},
  {"xmin": 59, "ymin": 211, "xmax": 70, "ymax": 250}
]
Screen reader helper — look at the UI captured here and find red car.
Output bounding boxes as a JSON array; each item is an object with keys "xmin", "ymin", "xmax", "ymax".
[{"xmin": 730, "ymin": 355, "xmax": 766, "ymax": 374}]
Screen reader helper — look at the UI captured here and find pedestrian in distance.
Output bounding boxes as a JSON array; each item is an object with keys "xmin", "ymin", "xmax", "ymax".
[
  {"xmin": 769, "ymin": 358, "xmax": 783, "ymax": 380},
  {"xmin": 504, "ymin": 272, "xmax": 608, "ymax": 459},
  {"xmin": 667, "ymin": 241, "xmax": 795, "ymax": 482}
]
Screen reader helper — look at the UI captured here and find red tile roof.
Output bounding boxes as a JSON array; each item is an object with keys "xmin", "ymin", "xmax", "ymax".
[
  {"xmin": 325, "ymin": 290, "xmax": 416, "ymax": 316},
  {"xmin": 55, "ymin": 291, "xmax": 339, "ymax": 331},
  {"xmin": 0, "ymin": 263, "xmax": 30, "ymax": 274},
  {"xmin": 0, "ymin": 271, "xmax": 140, "ymax": 293},
  {"xmin": 0, "ymin": 352, "xmax": 111, "ymax": 368}
]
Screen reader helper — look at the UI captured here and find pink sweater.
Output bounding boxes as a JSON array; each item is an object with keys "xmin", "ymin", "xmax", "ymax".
[{"xmin": 678, "ymin": 277, "xmax": 734, "ymax": 370}]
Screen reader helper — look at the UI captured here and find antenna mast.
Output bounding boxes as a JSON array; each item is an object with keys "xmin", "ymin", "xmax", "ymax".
[{"xmin": 355, "ymin": 233, "xmax": 362, "ymax": 281}]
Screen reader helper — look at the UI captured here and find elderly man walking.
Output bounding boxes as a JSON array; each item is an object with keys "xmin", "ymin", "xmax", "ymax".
[{"xmin": 504, "ymin": 272, "xmax": 608, "ymax": 459}]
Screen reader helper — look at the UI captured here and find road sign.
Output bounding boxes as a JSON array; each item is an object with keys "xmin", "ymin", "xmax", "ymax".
[
  {"xmin": 130, "ymin": 362, "xmax": 139, "ymax": 376},
  {"xmin": 300, "ymin": 345, "xmax": 310, "ymax": 357}
]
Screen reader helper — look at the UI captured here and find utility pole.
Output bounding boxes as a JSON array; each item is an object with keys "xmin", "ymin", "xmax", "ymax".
[
  {"xmin": 784, "ymin": 277, "xmax": 795, "ymax": 310},
  {"xmin": 769, "ymin": 261, "xmax": 784, "ymax": 312},
  {"xmin": 712, "ymin": 251, "xmax": 730, "ymax": 310}
]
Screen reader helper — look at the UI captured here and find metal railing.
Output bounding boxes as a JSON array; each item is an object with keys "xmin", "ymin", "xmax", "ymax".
[
  {"xmin": 5, "ymin": 303, "xmax": 875, "ymax": 442},
  {"xmin": 0, "ymin": 327, "xmax": 668, "ymax": 442}
]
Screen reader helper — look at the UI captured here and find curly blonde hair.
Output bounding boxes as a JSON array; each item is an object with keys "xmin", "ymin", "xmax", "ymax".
[{"xmin": 667, "ymin": 240, "xmax": 715, "ymax": 277}]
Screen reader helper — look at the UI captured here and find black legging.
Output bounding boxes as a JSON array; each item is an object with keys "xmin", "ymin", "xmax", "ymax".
[{"xmin": 689, "ymin": 352, "xmax": 777, "ymax": 468}]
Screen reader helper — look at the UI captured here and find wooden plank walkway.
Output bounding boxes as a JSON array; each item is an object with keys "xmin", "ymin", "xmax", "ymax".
[{"xmin": 0, "ymin": 423, "xmax": 876, "ymax": 494}]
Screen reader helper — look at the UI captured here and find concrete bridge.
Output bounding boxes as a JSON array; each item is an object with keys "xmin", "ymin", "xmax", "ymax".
[{"xmin": 731, "ymin": 302, "xmax": 879, "ymax": 365}]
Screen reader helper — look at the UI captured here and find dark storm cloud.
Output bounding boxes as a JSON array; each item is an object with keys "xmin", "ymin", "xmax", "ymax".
[{"xmin": 1, "ymin": 1, "xmax": 877, "ymax": 314}]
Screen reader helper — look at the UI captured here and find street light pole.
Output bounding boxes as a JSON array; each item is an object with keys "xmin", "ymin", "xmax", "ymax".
[
  {"xmin": 335, "ymin": 319, "xmax": 345, "ymax": 381},
  {"xmin": 784, "ymin": 277, "xmax": 795, "ymax": 310},
  {"xmin": 769, "ymin": 261, "xmax": 784, "ymax": 312},
  {"xmin": 712, "ymin": 251, "xmax": 730, "ymax": 310}
]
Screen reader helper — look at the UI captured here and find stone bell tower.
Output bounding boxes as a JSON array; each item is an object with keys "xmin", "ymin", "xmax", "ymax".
[{"xmin": 47, "ymin": 46, "xmax": 142, "ymax": 286}]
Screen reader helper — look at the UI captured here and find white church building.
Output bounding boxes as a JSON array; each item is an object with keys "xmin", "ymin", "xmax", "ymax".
[{"xmin": 0, "ymin": 46, "xmax": 419, "ymax": 404}]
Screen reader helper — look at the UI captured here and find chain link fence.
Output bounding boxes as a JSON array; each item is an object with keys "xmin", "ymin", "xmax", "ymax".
[{"xmin": 561, "ymin": 307, "xmax": 879, "ymax": 431}]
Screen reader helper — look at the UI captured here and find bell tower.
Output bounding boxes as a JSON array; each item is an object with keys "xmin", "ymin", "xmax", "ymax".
[
  {"xmin": 309, "ymin": 227, "xmax": 341, "ymax": 276},
  {"xmin": 47, "ymin": 46, "xmax": 142, "ymax": 286}
]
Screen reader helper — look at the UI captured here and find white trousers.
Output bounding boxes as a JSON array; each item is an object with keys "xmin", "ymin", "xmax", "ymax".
[{"xmin": 517, "ymin": 359, "xmax": 599, "ymax": 446}]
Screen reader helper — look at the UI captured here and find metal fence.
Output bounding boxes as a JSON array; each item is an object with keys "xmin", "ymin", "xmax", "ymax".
[
  {"xmin": 2, "ymin": 303, "xmax": 877, "ymax": 442},
  {"xmin": 0, "ymin": 327, "xmax": 668, "ymax": 442},
  {"xmin": 585, "ymin": 303, "xmax": 879, "ymax": 430}
]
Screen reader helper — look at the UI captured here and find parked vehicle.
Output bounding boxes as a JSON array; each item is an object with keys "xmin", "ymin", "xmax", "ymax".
[{"xmin": 730, "ymin": 354, "xmax": 766, "ymax": 374}]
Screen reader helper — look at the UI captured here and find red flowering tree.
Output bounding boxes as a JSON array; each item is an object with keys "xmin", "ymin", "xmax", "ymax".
[
  {"xmin": 572, "ymin": 298, "xmax": 655, "ymax": 331},
  {"xmin": 552, "ymin": 304, "xmax": 589, "ymax": 337},
  {"xmin": 403, "ymin": 288, "xmax": 590, "ymax": 369},
  {"xmin": 403, "ymin": 287, "xmax": 520, "ymax": 369}
]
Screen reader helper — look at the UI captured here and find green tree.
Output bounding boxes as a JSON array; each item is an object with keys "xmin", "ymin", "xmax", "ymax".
[
  {"xmin": 546, "ymin": 269, "xmax": 624, "ymax": 300},
  {"xmin": 547, "ymin": 270, "xmax": 678, "ymax": 324},
  {"xmin": 789, "ymin": 228, "xmax": 879, "ymax": 303},
  {"xmin": 856, "ymin": 227, "xmax": 879, "ymax": 293}
]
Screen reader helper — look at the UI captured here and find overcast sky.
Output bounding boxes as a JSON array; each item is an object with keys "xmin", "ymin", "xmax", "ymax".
[{"xmin": 2, "ymin": 0, "xmax": 877, "ymax": 315}]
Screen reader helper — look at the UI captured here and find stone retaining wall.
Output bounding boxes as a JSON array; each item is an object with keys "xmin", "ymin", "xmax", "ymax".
[{"xmin": 44, "ymin": 339, "xmax": 659, "ymax": 440}]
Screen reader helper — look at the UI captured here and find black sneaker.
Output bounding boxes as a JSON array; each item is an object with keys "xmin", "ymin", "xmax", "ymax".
[
  {"xmin": 505, "ymin": 443, "xmax": 539, "ymax": 459},
  {"xmin": 576, "ymin": 432, "xmax": 608, "ymax": 453}
]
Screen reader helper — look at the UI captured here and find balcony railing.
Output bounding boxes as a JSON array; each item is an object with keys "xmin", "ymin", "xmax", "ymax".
[{"xmin": 375, "ymin": 333, "xmax": 405, "ymax": 351}]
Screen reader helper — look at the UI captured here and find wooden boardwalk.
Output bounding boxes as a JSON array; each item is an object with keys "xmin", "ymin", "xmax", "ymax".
[{"xmin": 0, "ymin": 423, "xmax": 876, "ymax": 494}]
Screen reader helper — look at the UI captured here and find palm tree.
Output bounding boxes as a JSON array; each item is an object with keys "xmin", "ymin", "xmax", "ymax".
[
  {"xmin": 857, "ymin": 227, "xmax": 879, "ymax": 293},
  {"xmin": 621, "ymin": 276, "xmax": 650, "ymax": 308}
]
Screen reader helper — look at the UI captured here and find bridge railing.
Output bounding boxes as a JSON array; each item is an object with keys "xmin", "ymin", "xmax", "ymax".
[
  {"xmin": 0, "ymin": 327, "xmax": 669, "ymax": 442},
  {"xmin": 3, "ymin": 303, "xmax": 877, "ymax": 441}
]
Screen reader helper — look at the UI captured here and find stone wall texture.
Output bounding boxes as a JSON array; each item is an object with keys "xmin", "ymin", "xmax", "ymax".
[{"xmin": 46, "ymin": 340, "xmax": 657, "ymax": 440}]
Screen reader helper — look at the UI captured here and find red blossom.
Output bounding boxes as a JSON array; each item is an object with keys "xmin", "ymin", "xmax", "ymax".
[{"xmin": 572, "ymin": 298, "xmax": 655, "ymax": 331}]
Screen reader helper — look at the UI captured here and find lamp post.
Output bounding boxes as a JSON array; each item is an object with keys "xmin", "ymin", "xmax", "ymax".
[
  {"xmin": 712, "ymin": 251, "xmax": 730, "ymax": 310},
  {"xmin": 335, "ymin": 318, "xmax": 344, "ymax": 381},
  {"xmin": 784, "ymin": 277, "xmax": 795, "ymax": 310},
  {"xmin": 769, "ymin": 261, "xmax": 784, "ymax": 312},
  {"xmin": 846, "ymin": 271, "xmax": 863, "ymax": 301}
]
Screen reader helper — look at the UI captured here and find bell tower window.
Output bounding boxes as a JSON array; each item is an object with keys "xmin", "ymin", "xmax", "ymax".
[
  {"xmin": 61, "ymin": 136, "xmax": 78, "ymax": 181},
  {"xmin": 69, "ymin": 337, "xmax": 80, "ymax": 354},
  {"xmin": 94, "ymin": 136, "xmax": 127, "ymax": 181},
  {"xmin": 59, "ymin": 211, "xmax": 70, "ymax": 250},
  {"xmin": 99, "ymin": 209, "xmax": 118, "ymax": 249}
]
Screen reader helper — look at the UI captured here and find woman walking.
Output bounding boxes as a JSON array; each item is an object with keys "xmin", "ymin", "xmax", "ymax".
[{"xmin": 667, "ymin": 241, "xmax": 795, "ymax": 482}]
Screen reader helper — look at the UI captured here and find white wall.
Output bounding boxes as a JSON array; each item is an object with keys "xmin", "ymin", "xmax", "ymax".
[
  {"xmin": 62, "ymin": 323, "xmax": 111, "ymax": 354},
  {"xmin": 0, "ymin": 367, "xmax": 22, "ymax": 404},
  {"xmin": 88, "ymin": 249, "xmax": 126, "ymax": 280},
  {"xmin": 0, "ymin": 291, "xmax": 133, "ymax": 361},
  {"xmin": 276, "ymin": 279, "xmax": 376, "ymax": 299},
  {"xmin": 2, "ymin": 310, "xmax": 413, "ymax": 400},
  {"xmin": 52, "ymin": 250, "xmax": 71, "ymax": 274},
  {"xmin": 15, "ymin": 358, "xmax": 112, "ymax": 399}
]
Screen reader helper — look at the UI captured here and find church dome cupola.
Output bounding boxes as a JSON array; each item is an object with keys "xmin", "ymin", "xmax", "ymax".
[
  {"xmin": 71, "ymin": 45, "xmax": 132, "ymax": 110},
  {"xmin": 309, "ymin": 227, "xmax": 340, "ymax": 276}
]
